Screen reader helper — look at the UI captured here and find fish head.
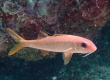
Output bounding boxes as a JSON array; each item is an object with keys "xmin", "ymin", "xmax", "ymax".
[{"xmin": 73, "ymin": 37, "xmax": 97, "ymax": 54}]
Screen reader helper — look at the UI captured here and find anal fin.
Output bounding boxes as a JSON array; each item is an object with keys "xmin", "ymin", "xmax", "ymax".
[
  {"xmin": 40, "ymin": 50, "xmax": 49, "ymax": 56},
  {"xmin": 62, "ymin": 52, "xmax": 73, "ymax": 65}
]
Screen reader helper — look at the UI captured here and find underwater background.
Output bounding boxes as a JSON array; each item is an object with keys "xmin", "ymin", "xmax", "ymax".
[
  {"xmin": 0, "ymin": 0, "xmax": 110, "ymax": 80},
  {"xmin": 1, "ymin": 21, "xmax": 110, "ymax": 80}
]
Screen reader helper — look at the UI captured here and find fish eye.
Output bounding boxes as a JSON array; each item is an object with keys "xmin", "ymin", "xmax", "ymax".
[{"xmin": 81, "ymin": 42, "xmax": 87, "ymax": 48}]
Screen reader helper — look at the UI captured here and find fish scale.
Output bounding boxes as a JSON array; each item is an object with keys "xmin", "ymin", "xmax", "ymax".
[
  {"xmin": 26, "ymin": 35, "xmax": 75, "ymax": 52},
  {"xmin": 6, "ymin": 28, "xmax": 97, "ymax": 65}
]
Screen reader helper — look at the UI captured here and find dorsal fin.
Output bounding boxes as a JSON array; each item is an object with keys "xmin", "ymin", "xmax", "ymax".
[{"xmin": 37, "ymin": 31, "xmax": 48, "ymax": 39}]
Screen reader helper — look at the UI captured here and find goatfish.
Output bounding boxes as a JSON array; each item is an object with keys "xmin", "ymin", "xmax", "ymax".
[{"xmin": 6, "ymin": 28, "xmax": 97, "ymax": 65}]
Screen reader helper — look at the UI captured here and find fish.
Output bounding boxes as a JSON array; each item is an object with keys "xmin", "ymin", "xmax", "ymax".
[{"xmin": 6, "ymin": 28, "xmax": 97, "ymax": 65}]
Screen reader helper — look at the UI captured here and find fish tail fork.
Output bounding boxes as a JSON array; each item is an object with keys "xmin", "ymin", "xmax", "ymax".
[{"xmin": 6, "ymin": 28, "xmax": 25, "ymax": 56}]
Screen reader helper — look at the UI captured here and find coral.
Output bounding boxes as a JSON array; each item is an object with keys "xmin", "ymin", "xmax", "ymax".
[
  {"xmin": 0, "ymin": 33, "xmax": 7, "ymax": 52},
  {"xmin": 2, "ymin": 1, "xmax": 21, "ymax": 15},
  {"xmin": 11, "ymin": 47, "xmax": 57, "ymax": 61},
  {"xmin": 57, "ymin": 0, "xmax": 110, "ymax": 37}
]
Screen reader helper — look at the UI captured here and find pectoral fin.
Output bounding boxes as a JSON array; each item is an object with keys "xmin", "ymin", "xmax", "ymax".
[
  {"xmin": 64, "ymin": 47, "xmax": 72, "ymax": 52},
  {"xmin": 62, "ymin": 52, "xmax": 73, "ymax": 65},
  {"xmin": 40, "ymin": 50, "xmax": 49, "ymax": 56}
]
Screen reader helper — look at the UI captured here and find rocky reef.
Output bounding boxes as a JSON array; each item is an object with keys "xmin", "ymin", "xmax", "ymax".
[{"xmin": 0, "ymin": 0, "xmax": 110, "ymax": 61}]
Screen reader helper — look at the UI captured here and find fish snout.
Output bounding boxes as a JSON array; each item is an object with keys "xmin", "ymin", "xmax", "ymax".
[{"xmin": 90, "ymin": 45, "xmax": 97, "ymax": 53}]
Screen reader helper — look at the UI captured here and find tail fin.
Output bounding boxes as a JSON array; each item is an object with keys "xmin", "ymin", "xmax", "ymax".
[{"xmin": 6, "ymin": 28, "xmax": 25, "ymax": 56}]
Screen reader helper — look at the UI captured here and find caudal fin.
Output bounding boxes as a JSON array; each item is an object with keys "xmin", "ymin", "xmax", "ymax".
[{"xmin": 6, "ymin": 28, "xmax": 25, "ymax": 56}]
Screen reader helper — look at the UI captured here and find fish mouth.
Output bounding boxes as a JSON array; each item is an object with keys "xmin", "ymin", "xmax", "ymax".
[
  {"xmin": 83, "ymin": 52, "xmax": 92, "ymax": 57},
  {"xmin": 91, "ymin": 46, "xmax": 97, "ymax": 52}
]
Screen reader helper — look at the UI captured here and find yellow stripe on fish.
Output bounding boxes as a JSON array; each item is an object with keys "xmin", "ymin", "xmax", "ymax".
[{"xmin": 6, "ymin": 28, "xmax": 97, "ymax": 65}]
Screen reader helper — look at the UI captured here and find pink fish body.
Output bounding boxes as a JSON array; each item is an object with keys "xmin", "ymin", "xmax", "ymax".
[
  {"xmin": 6, "ymin": 28, "xmax": 97, "ymax": 65},
  {"xmin": 27, "ymin": 35, "xmax": 96, "ymax": 53}
]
